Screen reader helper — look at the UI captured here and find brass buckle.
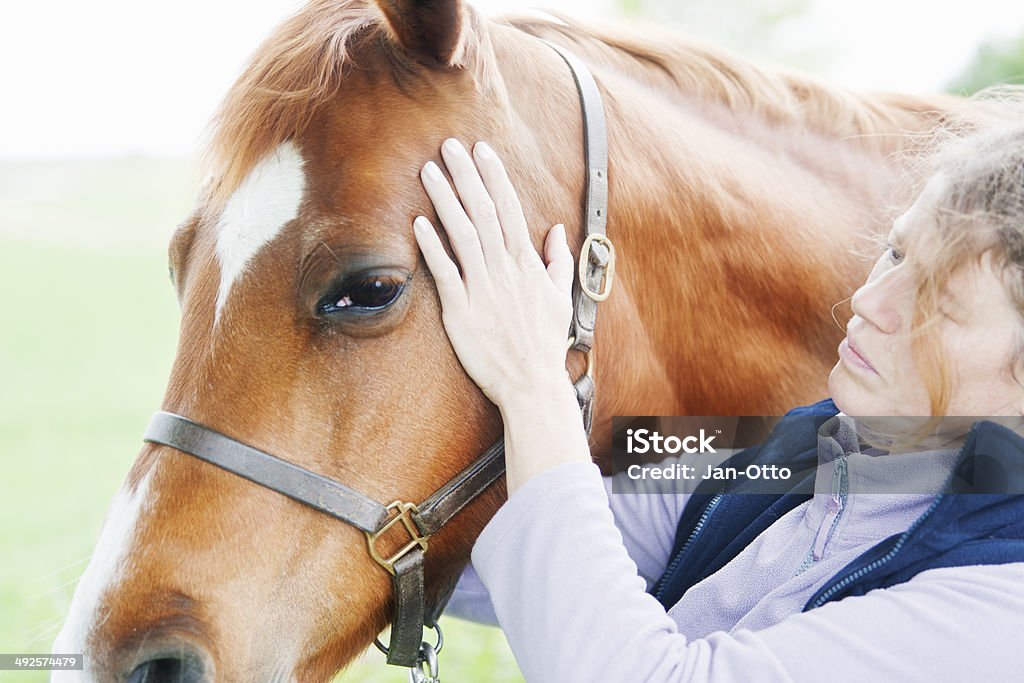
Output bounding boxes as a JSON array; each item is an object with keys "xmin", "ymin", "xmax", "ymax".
[
  {"xmin": 578, "ymin": 233, "xmax": 616, "ymax": 302},
  {"xmin": 365, "ymin": 501, "xmax": 429, "ymax": 576}
]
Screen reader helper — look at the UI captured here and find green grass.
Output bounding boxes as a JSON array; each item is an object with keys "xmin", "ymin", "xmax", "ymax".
[{"xmin": 0, "ymin": 159, "xmax": 522, "ymax": 682}]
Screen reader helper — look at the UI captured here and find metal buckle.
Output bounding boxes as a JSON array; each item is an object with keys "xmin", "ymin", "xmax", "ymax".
[
  {"xmin": 365, "ymin": 501, "xmax": 429, "ymax": 576},
  {"xmin": 578, "ymin": 233, "xmax": 616, "ymax": 302}
]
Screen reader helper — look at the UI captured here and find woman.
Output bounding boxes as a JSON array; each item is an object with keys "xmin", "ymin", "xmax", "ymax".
[{"xmin": 410, "ymin": 124, "xmax": 1024, "ymax": 681}]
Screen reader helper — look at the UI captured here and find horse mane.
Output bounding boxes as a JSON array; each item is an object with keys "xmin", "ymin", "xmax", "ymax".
[
  {"xmin": 500, "ymin": 10, "xmax": 962, "ymax": 147},
  {"xmin": 202, "ymin": 1, "xmax": 961, "ymax": 207}
]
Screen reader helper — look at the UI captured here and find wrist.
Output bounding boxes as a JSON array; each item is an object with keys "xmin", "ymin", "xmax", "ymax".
[
  {"xmin": 497, "ymin": 378, "xmax": 592, "ymax": 494},
  {"xmin": 497, "ymin": 376, "xmax": 579, "ymax": 422}
]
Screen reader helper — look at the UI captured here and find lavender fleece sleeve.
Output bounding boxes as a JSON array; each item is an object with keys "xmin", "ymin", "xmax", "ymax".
[
  {"xmin": 467, "ymin": 460, "xmax": 1024, "ymax": 683},
  {"xmin": 444, "ymin": 465, "xmax": 690, "ymax": 625}
]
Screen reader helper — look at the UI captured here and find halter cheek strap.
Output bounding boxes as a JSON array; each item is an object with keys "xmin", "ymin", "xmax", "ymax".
[{"xmin": 143, "ymin": 39, "xmax": 613, "ymax": 680}]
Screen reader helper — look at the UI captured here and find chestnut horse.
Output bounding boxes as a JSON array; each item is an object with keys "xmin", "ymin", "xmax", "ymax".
[{"xmin": 54, "ymin": 0, "xmax": 973, "ymax": 680}]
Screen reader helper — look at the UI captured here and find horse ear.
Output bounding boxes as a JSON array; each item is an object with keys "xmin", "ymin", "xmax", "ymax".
[{"xmin": 375, "ymin": 0, "xmax": 468, "ymax": 67}]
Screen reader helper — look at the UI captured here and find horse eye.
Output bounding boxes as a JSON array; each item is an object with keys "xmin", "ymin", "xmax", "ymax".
[{"xmin": 318, "ymin": 274, "xmax": 406, "ymax": 314}]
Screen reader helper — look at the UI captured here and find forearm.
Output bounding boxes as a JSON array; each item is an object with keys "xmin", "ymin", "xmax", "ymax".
[
  {"xmin": 471, "ymin": 461, "xmax": 693, "ymax": 683},
  {"xmin": 445, "ymin": 464, "xmax": 692, "ymax": 625},
  {"xmin": 498, "ymin": 378, "xmax": 592, "ymax": 494}
]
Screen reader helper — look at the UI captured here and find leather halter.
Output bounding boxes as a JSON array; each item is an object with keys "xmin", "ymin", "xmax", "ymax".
[{"xmin": 142, "ymin": 39, "xmax": 612, "ymax": 676}]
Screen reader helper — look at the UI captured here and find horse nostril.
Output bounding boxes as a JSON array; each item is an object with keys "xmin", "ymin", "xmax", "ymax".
[{"xmin": 127, "ymin": 655, "xmax": 205, "ymax": 683}]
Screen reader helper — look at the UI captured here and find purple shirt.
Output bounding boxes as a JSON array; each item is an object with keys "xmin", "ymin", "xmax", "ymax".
[{"xmin": 445, "ymin": 416, "xmax": 1024, "ymax": 681}]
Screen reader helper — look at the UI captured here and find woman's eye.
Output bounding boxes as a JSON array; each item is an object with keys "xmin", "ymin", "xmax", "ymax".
[
  {"xmin": 885, "ymin": 243, "xmax": 905, "ymax": 264},
  {"xmin": 318, "ymin": 275, "xmax": 406, "ymax": 314}
]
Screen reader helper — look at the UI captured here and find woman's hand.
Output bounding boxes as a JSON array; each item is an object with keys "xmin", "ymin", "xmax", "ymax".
[
  {"xmin": 414, "ymin": 138, "xmax": 592, "ymax": 493},
  {"xmin": 413, "ymin": 137, "xmax": 575, "ymax": 409}
]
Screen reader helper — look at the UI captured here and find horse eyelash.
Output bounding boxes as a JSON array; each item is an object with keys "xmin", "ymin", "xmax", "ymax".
[{"xmin": 885, "ymin": 242, "xmax": 905, "ymax": 263}]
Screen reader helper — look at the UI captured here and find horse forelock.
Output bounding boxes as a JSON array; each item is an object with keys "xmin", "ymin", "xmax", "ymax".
[{"xmin": 200, "ymin": 0, "xmax": 502, "ymax": 210}]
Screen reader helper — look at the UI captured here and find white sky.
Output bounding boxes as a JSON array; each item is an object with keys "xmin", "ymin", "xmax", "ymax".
[{"xmin": 2, "ymin": 0, "xmax": 1023, "ymax": 159}]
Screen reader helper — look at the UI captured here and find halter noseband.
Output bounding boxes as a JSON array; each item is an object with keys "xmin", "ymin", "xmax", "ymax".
[{"xmin": 143, "ymin": 38, "xmax": 613, "ymax": 680}]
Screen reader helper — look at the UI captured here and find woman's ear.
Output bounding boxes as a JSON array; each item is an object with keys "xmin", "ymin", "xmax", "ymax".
[{"xmin": 374, "ymin": 0, "xmax": 468, "ymax": 67}]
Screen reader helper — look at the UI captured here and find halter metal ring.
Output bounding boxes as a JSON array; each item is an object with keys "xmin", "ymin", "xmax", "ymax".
[
  {"xmin": 374, "ymin": 622, "xmax": 444, "ymax": 657},
  {"xmin": 408, "ymin": 642, "xmax": 439, "ymax": 683}
]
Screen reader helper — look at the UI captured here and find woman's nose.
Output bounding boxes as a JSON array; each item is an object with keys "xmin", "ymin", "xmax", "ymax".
[{"xmin": 850, "ymin": 270, "xmax": 905, "ymax": 334}]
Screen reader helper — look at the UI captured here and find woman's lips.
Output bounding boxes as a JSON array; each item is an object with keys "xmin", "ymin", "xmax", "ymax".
[{"xmin": 840, "ymin": 337, "xmax": 878, "ymax": 374}]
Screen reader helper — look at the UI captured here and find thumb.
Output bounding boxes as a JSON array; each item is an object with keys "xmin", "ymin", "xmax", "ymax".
[{"xmin": 544, "ymin": 223, "xmax": 574, "ymax": 295}]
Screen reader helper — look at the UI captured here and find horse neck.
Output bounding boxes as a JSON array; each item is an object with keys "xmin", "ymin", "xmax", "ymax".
[{"xmin": 487, "ymin": 20, "xmax": 960, "ymax": 464}]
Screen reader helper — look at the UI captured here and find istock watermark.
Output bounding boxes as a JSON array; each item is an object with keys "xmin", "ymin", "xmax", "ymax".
[
  {"xmin": 623, "ymin": 425, "xmax": 791, "ymax": 483},
  {"xmin": 625, "ymin": 461, "xmax": 792, "ymax": 482},
  {"xmin": 625, "ymin": 428, "xmax": 719, "ymax": 454},
  {"xmin": 609, "ymin": 414, "xmax": 1024, "ymax": 495}
]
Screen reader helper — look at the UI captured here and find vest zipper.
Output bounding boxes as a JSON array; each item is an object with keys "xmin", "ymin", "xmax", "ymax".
[
  {"xmin": 805, "ymin": 424, "xmax": 979, "ymax": 608},
  {"xmin": 796, "ymin": 454, "xmax": 848, "ymax": 574},
  {"xmin": 807, "ymin": 493, "xmax": 944, "ymax": 608},
  {"xmin": 654, "ymin": 493, "xmax": 723, "ymax": 601}
]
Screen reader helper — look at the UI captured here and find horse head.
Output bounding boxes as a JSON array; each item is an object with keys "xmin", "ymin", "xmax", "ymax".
[{"xmin": 53, "ymin": 1, "xmax": 583, "ymax": 680}]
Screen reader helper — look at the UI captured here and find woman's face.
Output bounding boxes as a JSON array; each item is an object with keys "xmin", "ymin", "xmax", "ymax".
[{"xmin": 828, "ymin": 175, "xmax": 1024, "ymax": 418}]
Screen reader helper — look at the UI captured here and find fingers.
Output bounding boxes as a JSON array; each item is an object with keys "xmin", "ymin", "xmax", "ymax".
[
  {"xmin": 420, "ymin": 159, "xmax": 489, "ymax": 290},
  {"xmin": 544, "ymin": 224, "xmax": 575, "ymax": 295},
  {"xmin": 439, "ymin": 138, "xmax": 508, "ymax": 268},
  {"xmin": 418, "ymin": 138, "xmax": 560, "ymax": 302},
  {"xmin": 471, "ymin": 141, "xmax": 543, "ymax": 268},
  {"xmin": 413, "ymin": 215, "xmax": 467, "ymax": 314}
]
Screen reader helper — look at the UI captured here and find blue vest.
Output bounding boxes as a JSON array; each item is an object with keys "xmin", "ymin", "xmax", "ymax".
[{"xmin": 649, "ymin": 398, "xmax": 1024, "ymax": 611}]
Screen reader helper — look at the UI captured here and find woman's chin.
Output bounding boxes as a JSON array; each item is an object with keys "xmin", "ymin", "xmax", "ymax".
[{"xmin": 827, "ymin": 363, "xmax": 868, "ymax": 416}]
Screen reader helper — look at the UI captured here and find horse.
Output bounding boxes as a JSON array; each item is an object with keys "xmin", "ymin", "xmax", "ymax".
[{"xmin": 53, "ymin": 0, "xmax": 978, "ymax": 680}]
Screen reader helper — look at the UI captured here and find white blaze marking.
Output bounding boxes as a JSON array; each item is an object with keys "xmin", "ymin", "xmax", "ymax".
[
  {"xmin": 51, "ymin": 471, "xmax": 154, "ymax": 680},
  {"xmin": 214, "ymin": 142, "xmax": 306, "ymax": 321}
]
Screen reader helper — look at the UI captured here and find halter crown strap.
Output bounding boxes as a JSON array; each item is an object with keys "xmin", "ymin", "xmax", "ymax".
[{"xmin": 541, "ymin": 38, "xmax": 613, "ymax": 356}]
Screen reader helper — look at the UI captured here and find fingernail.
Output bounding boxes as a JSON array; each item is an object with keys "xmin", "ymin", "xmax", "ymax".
[
  {"xmin": 423, "ymin": 161, "xmax": 443, "ymax": 182},
  {"xmin": 413, "ymin": 216, "xmax": 430, "ymax": 233},
  {"xmin": 555, "ymin": 223, "xmax": 566, "ymax": 238},
  {"xmin": 475, "ymin": 141, "xmax": 494, "ymax": 159},
  {"xmin": 443, "ymin": 138, "xmax": 463, "ymax": 154}
]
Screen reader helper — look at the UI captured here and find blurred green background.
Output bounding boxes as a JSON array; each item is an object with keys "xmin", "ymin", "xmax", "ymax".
[{"xmin": 0, "ymin": 159, "xmax": 523, "ymax": 682}]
